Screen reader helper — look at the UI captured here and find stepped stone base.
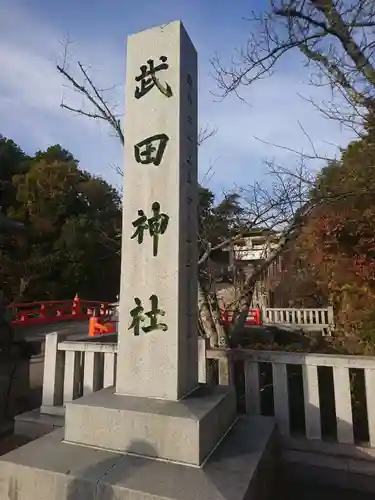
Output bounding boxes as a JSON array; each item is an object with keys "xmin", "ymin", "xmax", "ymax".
[
  {"xmin": 64, "ymin": 384, "xmax": 236, "ymax": 466},
  {"xmin": 0, "ymin": 416, "xmax": 278, "ymax": 500}
]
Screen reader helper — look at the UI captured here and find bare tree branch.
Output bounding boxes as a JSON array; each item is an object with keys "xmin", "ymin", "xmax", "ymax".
[
  {"xmin": 212, "ymin": 0, "xmax": 375, "ymax": 132},
  {"xmin": 57, "ymin": 54, "xmax": 124, "ymax": 145},
  {"xmin": 198, "ymin": 124, "xmax": 218, "ymax": 146},
  {"xmin": 57, "ymin": 33, "xmax": 371, "ymax": 347}
]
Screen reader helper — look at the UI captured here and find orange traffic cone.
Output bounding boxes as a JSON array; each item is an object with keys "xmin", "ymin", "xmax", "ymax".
[{"xmin": 89, "ymin": 316, "xmax": 98, "ymax": 337}]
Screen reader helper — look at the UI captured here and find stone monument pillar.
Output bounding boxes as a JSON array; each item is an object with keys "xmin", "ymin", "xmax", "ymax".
[
  {"xmin": 61, "ymin": 22, "xmax": 236, "ymax": 467},
  {"xmin": 0, "ymin": 21, "xmax": 277, "ymax": 500},
  {"xmin": 116, "ymin": 21, "xmax": 198, "ymax": 400}
]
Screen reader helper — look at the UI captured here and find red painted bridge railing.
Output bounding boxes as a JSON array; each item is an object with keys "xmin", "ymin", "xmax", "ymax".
[
  {"xmin": 221, "ymin": 308, "xmax": 262, "ymax": 327},
  {"xmin": 4, "ymin": 296, "xmax": 262, "ymax": 330},
  {"xmin": 6, "ymin": 295, "xmax": 112, "ymax": 327}
]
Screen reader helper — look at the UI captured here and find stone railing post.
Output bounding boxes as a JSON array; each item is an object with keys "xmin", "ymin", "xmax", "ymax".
[
  {"xmin": 260, "ymin": 306, "xmax": 266, "ymax": 323},
  {"xmin": 326, "ymin": 305, "xmax": 335, "ymax": 335},
  {"xmin": 40, "ymin": 332, "xmax": 65, "ymax": 414},
  {"xmin": 327, "ymin": 305, "xmax": 334, "ymax": 325},
  {"xmin": 198, "ymin": 337, "xmax": 207, "ymax": 383},
  {"xmin": 218, "ymin": 353, "xmax": 235, "ymax": 387}
]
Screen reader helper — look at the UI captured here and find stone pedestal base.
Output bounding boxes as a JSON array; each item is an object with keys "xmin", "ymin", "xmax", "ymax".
[
  {"xmin": 0, "ymin": 416, "xmax": 278, "ymax": 500},
  {"xmin": 64, "ymin": 385, "xmax": 236, "ymax": 466}
]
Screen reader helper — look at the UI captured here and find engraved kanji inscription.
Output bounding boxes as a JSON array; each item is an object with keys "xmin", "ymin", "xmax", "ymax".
[
  {"xmin": 135, "ymin": 56, "xmax": 172, "ymax": 99},
  {"xmin": 131, "ymin": 202, "xmax": 169, "ymax": 256},
  {"xmin": 134, "ymin": 134, "xmax": 169, "ymax": 166},
  {"xmin": 128, "ymin": 295, "xmax": 168, "ymax": 336}
]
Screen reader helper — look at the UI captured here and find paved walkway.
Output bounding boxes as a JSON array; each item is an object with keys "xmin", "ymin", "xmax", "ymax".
[{"xmin": 14, "ymin": 320, "xmax": 88, "ymax": 343}]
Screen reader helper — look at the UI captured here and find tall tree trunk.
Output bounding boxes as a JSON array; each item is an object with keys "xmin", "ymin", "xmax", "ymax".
[
  {"xmin": 231, "ymin": 286, "xmax": 255, "ymax": 339},
  {"xmin": 198, "ymin": 277, "xmax": 229, "ymax": 348},
  {"xmin": 207, "ymin": 291, "xmax": 228, "ymax": 347},
  {"xmin": 198, "ymin": 278, "xmax": 218, "ymax": 347}
]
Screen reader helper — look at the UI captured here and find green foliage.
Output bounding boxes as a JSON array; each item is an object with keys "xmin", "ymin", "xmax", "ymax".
[
  {"xmin": 0, "ymin": 136, "xmax": 121, "ymax": 303},
  {"xmin": 277, "ymin": 122, "xmax": 375, "ymax": 350},
  {"xmin": 0, "ymin": 136, "xmax": 243, "ymax": 304},
  {"xmin": 33, "ymin": 144, "xmax": 77, "ymax": 165},
  {"xmin": 198, "ymin": 187, "xmax": 245, "ymax": 249},
  {"xmin": 0, "ymin": 136, "xmax": 29, "ymax": 214}
]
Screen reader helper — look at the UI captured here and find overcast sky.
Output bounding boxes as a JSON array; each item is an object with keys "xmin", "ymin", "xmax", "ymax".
[{"xmin": 0, "ymin": 0, "xmax": 355, "ymax": 197}]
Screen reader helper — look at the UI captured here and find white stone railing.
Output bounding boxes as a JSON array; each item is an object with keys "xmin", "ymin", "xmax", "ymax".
[
  {"xmin": 40, "ymin": 332, "xmax": 375, "ymax": 454},
  {"xmin": 41, "ymin": 331, "xmax": 201, "ymax": 415},
  {"xmin": 41, "ymin": 332, "xmax": 118, "ymax": 416},
  {"xmin": 199, "ymin": 339, "xmax": 375, "ymax": 449},
  {"xmin": 262, "ymin": 306, "xmax": 334, "ymax": 335}
]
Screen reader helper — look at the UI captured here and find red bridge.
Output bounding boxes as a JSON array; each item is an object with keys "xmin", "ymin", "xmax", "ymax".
[
  {"xmin": 6, "ymin": 295, "xmax": 113, "ymax": 328},
  {"xmin": 4, "ymin": 296, "xmax": 262, "ymax": 340},
  {"xmin": 3, "ymin": 296, "xmax": 115, "ymax": 341}
]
